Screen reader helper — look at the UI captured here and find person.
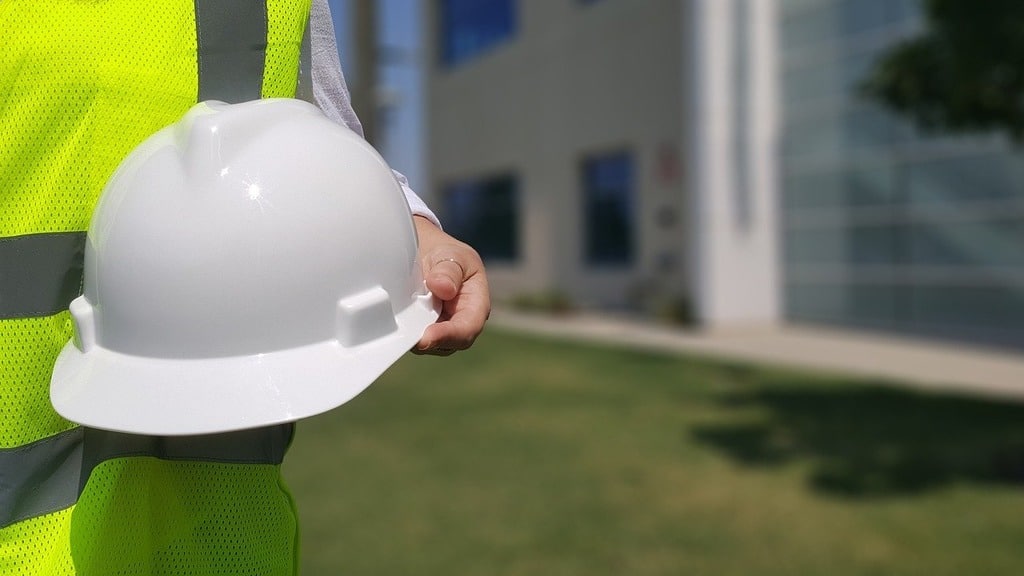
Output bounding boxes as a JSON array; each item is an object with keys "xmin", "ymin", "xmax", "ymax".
[{"xmin": 0, "ymin": 0, "xmax": 489, "ymax": 574}]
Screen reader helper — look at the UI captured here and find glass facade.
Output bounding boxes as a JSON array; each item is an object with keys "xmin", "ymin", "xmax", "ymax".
[
  {"xmin": 582, "ymin": 151, "xmax": 635, "ymax": 267},
  {"xmin": 442, "ymin": 173, "xmax": 519, "ymax": 262},
  {"xmin": 780, "ymin": 0, "xmax": 1024, "ymax": 348},
  {"xmin": 438, "ymin": 0, "xmax": 517, "ymax": 68}
]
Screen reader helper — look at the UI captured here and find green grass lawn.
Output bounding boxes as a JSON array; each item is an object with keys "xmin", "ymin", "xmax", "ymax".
[{"xmin": 284, "ymin": 327, "xmax": 1024, "ymax": 575}]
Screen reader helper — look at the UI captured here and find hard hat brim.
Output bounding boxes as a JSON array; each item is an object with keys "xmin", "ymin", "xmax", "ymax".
[{"xmin": 50, "ymin": 295, "xmax": 440, "ymax": 436}]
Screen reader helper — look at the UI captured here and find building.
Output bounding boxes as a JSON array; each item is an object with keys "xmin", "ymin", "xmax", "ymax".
[{"xmin": 424, "ymin": 0, "xmax": 1024, "ymax": 350}]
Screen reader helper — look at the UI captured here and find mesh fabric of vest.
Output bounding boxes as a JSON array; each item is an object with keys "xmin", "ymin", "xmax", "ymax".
[{"xmin": 1, "ymin": 1, "xmax": 310, "ymax": 574}]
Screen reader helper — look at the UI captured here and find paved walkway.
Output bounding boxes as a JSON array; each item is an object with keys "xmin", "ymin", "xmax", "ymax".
[{"xmin": 490, "ymin": 309, "xmax": 1024, "ymax": 403}]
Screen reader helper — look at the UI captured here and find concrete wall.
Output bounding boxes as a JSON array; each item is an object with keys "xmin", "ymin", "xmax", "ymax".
[{"xmin": 426, "ymin": 0, "xmax": 687, "ymax": 309}]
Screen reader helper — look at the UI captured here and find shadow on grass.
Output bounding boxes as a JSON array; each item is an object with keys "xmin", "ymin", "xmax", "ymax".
[{"xmin": 692, "ymin": 377, "xmax": 1024, "ymax": 498}]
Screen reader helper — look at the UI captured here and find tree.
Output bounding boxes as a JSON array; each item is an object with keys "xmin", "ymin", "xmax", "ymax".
[{"xmin": 862, "ymin": 0, "xmax": 1024, "ymax": 141}]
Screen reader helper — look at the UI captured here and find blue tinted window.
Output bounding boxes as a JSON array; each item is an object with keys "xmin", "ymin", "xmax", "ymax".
[
  {"xmin": 443, "ymin": 174, "xmax": 519, "ymax": 262},
  {"xmin": 439, "ymin": 0, "xmax": 517, "ymax": 67},
  {"xmin": 582, "ymin": 152, "xmax": 634, "ymax": 266}
]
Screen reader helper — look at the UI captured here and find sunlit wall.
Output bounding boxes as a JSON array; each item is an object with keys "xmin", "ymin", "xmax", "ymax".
[{"xmin": 426, "ymin": 0, "xmax": 688, "ymax": 310}]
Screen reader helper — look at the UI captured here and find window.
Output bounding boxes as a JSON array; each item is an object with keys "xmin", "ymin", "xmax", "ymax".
[
  {"xmin": 442, "ymin": 173, "xmax": 519, "ymax": 262},
  {"xmin": 780, "ymin": 0, "xmax": 1024, "ymax": 348},
  {"xmin": 438, "ymin": 0, "xmax": 517, "ymax": 68},
  {"xmin": 582, "ymin": 151, "xmax": 635, "ymax": 266}
]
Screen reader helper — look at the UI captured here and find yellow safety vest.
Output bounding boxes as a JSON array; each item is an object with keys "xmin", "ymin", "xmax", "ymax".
[{"xmin": 0, "ymin": 1, "xmax": 312, "ymax": 574}]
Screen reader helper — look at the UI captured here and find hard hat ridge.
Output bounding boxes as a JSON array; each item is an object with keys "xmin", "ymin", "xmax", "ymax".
[{"xmin": 177, "ymin": 99, "xmax": 323, "ymax": 183}]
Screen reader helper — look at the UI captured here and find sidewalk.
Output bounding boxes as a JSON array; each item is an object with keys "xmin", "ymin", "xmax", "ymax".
[{"xmin": 489, "ymin": 309, "xmax": 1024, "ymax": 403}]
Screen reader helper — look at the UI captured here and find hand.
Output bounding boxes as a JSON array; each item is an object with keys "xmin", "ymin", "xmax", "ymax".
[{"xmin": 412, "ymin": 216, "xmax": 490, "ymax": 356}]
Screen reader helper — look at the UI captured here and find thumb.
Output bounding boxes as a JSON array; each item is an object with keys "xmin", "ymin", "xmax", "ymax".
[{"xmin": 424, "ymin": 258, "xmax": 465, "ymax": 301}]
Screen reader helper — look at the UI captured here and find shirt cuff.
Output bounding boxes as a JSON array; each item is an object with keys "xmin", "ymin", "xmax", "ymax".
[{"xmin": 399, "ymin": 177, "xmax": 441, "ymax": 229}]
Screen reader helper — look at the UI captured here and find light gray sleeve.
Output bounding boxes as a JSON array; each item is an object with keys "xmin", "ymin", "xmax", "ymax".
[{"xmin": 307, "ymin": 0, "xmax": 440, "ymax": 227}]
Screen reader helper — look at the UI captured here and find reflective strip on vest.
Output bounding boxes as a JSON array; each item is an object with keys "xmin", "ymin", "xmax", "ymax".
[
  {"xmin": 0, "ymin": 233, "xmax": 85, "ymax": 320},
  {"xmin": 0, "ymin": 424, "xmax": 293, "ymax": 530},
  {"xmin": 0, "ymin": 428, "xmax": 83, "ymax": 530},
  {"xmin": 80, "ymin": 424, "xmax": 294, "ymax": 492},
  {"xmin": 295, "ymin": 11, "xmax": 315, "ymax": 103},
  {"xmin": 195, "ymin": 0, "xmax": 269, "ymax": 103}
]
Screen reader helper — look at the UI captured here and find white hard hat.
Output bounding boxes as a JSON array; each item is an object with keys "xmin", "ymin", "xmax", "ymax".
[{"xmin": 50, "ymin": 99, "xmax": 440, "ymax": 436}]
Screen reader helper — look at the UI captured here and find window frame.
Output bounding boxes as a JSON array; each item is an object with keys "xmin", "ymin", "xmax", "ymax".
[
  {"xmin": 440, "ymin": 171, "xmax": 521, "ymax": 263},
  {"xmin": 580, "ymin": 150, "xmax": 636, "ymax": 268},
  {"xmin": 437, "ymin": 0, "xmax": 518, "ymax": 68}
]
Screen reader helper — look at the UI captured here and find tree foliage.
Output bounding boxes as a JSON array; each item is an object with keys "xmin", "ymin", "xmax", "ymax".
[{"xmin": 862, "ymin": 0, "xmax": 1024, "ymax": 141}]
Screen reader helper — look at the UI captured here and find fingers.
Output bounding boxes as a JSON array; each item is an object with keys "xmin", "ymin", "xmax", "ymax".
[
  {"xmin": 413, "ymin": 274, "xmax": 490, "ymax": 356},
  {"xmin": 413, "ymin": 324, "xmax": 477, "ymax": 356},
  {"xmin": 424, "ymin": 257, "xmax": 465, "ymax": 301}
]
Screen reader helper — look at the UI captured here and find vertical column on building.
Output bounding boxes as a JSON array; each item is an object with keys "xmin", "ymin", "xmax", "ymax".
[{"xmin": 684, "ymin": 0, "xmax": 780, "ymax": 327}]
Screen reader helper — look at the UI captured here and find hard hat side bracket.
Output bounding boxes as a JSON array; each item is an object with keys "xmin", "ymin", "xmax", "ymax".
[
  {"xmin": 70, "ymin": 296, "xmax": 97, "ymax": 353},
  {"xmin": 335, "ymin": 286, "xmax": 397, "ymax": 348}
]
